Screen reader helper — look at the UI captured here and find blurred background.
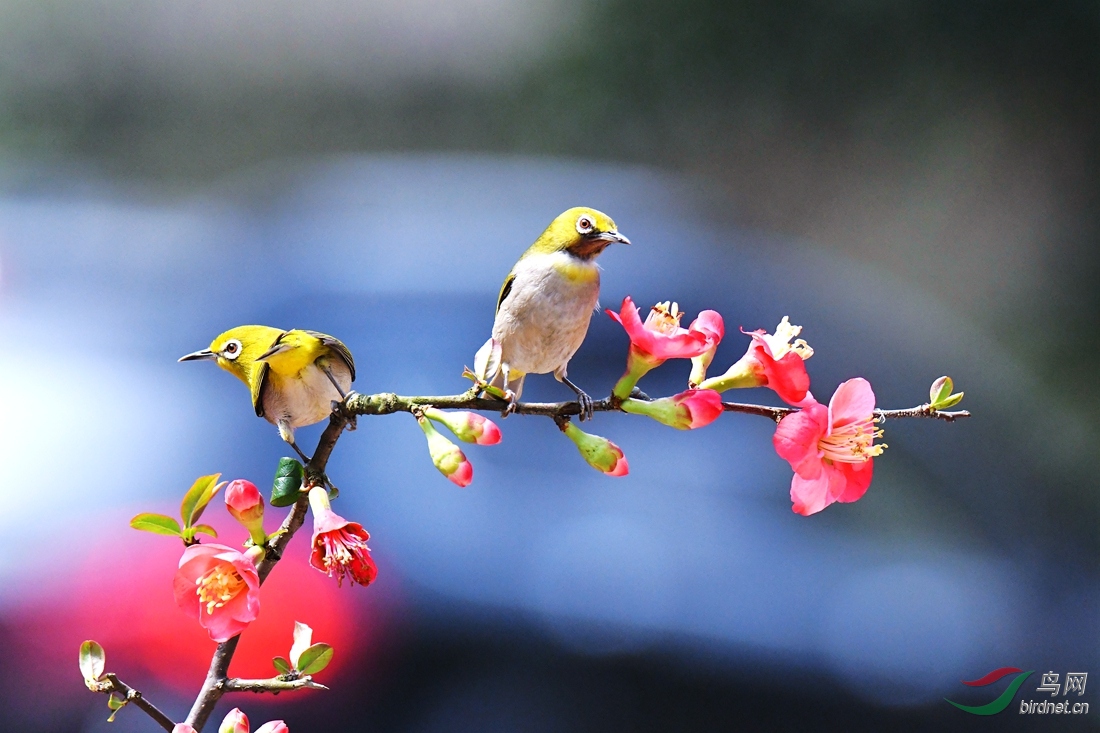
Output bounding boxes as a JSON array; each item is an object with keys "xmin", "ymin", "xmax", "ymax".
[{"xmin": 1, "ymin": 0, "xmax": 1097, "ymax": 730}]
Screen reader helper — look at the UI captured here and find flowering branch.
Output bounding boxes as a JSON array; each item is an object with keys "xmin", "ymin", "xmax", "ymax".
[{"xmin": 336, "ymin": 387, "xmax": 970, "ymax": 424}]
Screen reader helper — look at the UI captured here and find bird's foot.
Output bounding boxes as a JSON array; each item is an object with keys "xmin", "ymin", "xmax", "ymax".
[
  {"xmin": 575, "ymin": 390, "xmax": 594, "ymax": 422},
  {"xmin": 331, "ymin": 391, "xmax": 359, "ymax": 430},
  {"xmin": 501, "ymin": 389, "xmax": 518, "ymax": 418}
]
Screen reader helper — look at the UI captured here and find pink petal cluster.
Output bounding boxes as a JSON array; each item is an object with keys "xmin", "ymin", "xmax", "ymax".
[
  {"xmin": 608, "ymin": 297, "xmax": 724, "ymax": 398},
  {"xmin": 308, "ymin": 487, "xmax": 378, "ymax": 588},
  {"xmin": 608, "ymin": 297, "xmax": 722, "ymax": 365},
  {"xmin": 173, "ymin": 544, "xmax": 261, "ymax": 642},
  {"xmin": 772, "ymin": 378, "xmax": 886, "ymax": 515},
  {"xmin": 700, "ymin": 317, "xmax": 813, "ymax": 405},
  {"xmin": 218, "ymin": 708, "xmax": 288, "ymax": 733},
  {"xmin": 174, "ymin": 726, "xmax": 198, "ymax": 733},
  {"xmin": 621, "ymin": 388, "xmax": 724, "ymax": 430}
]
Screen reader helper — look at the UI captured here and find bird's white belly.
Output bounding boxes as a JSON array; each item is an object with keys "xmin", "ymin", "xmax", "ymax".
[
  {"xmin": 492, "ymin": 252, "xmax": 600, "ymax": 375},
  {"xmin": 262, "ymin": 361, "xmax": 351, "ymax": 430}
]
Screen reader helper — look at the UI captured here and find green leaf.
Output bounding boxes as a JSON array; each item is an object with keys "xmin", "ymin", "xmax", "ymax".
[
  {"xmin": 272, "ymin": 656, "xmax": 292, "ymax": 675},
  {"xmin": 935, "ymin": 391, "xmax": 965, "ymax": 409},
  {"xmin": 129, "ymin": 513, "xmax": 182, "ymax": 537},
  {"xmin": 929, "ymin": 376, "xmax": 953, "ymax": 405},
  {"xmin": 191, "ymin": 524, "xmax": 218, "ymax": 538},
  {"xmin": 180, "ymin": 474, "xmax": 223, "ymax": 528},
  {"xmin": 296, "ymin": 643, "xmax": 333, "ymax": 676},
  {"xmin": 270, "ymin": 458, "xmax": 304, "ymax": 507},
  {"xmin": 79, "ymin": 640, "xmax": 105, "ymax": 686},
  {"xmin": 106, "ymin": 692, "xmax": 126, "ymax": 721}
]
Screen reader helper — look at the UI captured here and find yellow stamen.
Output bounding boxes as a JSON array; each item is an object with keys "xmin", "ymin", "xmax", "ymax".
[
  {"xmin": 196, "ymin": 565, "xmax": 246, "ymax": 614},
  {"xmin": 761, "ymin": 317, "xmax": 814, "ymax": 361},
  {"xmin": 646, "ymin": 301, "xmax": 684, "ymax": 334},
  {"xmin": 819, "ymin": 417, "xmax": 886, "ymax": 463}
]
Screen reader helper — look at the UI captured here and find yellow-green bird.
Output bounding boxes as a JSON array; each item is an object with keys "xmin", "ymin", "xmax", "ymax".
[
  {"xmin": 179, "ymin": 326, "xmax": 356, "ymax": 462},
  {"xmin": 485, "ymin": 206, "xmax": 630, "ymax": 420}
]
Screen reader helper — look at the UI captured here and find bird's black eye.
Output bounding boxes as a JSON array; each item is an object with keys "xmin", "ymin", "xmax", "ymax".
[
  {"xmin": 576, "ymin": 216, "xmax": 594, "ymax": 234},
  {"xmin": 223, "ymin": 339, "xmax": 242, "ymax": 360}
]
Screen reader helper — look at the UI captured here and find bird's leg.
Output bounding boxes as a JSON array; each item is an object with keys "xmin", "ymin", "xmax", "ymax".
[
  {"xmin": 288, "ymin": 439, "xmax": 312, "ymax": 465},
  {"xmin": 321, "ymin": 363, "xmax": 357, "ymax": 431},
  {"xmin": 500, "ymin": 370, "xmax": 524, "ymax": 417},
  {"xmin": 561, "ymin": 376, "xmax": 594, "ymax": 422}
]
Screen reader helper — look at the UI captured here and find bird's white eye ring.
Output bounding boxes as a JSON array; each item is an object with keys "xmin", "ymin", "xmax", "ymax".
[
  {"xmin": 576, "ymin": 215, "xmax": 594, "ymax": 234},
  {"xmin": 222, "ymin": 339, "xmax": 242, "ymax": 360}
]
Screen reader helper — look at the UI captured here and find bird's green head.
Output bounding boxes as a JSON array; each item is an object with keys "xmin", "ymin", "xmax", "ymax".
[
  {"xmin": 527, "ymin": 206, "xmax": 630, "ymax": 260},
  {"xmin": 178, "ymin": 325, "xmax": 285, "ymax": 387}
]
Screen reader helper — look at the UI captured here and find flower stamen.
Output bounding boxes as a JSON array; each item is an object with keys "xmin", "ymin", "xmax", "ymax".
[{"xmin": 196, "ymin": 566, "xmax": 246, "ymax": 614}]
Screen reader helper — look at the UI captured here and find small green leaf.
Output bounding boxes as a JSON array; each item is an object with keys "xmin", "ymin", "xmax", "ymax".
[
  {"xmin": 296, "ymin": 643, "xmax": 333, "ymax": 676},
  {"xmin": 272, "ymin": 656, "xmax": 292, "ymax": 675},
  {"xmin": 106, "ymin": 692, "xmax": 126, "ymax": 721},
  {"xmin": 929, "ymin": 376, "xmax": 953, "ymax": 405},
  {"xmin": 289, "ymin": 621, "xmax": 313, "ymax": 669},
  {"xmin": 271, "ymin": 458, "xmax": 305, "ymax": 507},
  {"xmin": 79, "ymin": 640, "xmax": 105, "ymax": 687},
  {"xmin": 180, "ymin": 474, "xmax": 223, "ymax": 528},
  {"xmin": 129, "ymin": 513, "xmax": 182, "ymax": 537},
  {"xmin": 191, "ymin": 524, "xmax": 218, "ymax": 538},
  {"xmin": 934, "ymin": 391, "xmax": 965, "ymax": 409}
]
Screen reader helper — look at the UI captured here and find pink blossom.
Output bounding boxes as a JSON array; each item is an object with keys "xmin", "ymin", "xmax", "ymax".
[
  {"xmin": 173, "ymin": 544, "xmax": 261, "ymax": 642},
  {"xmin": 772, "ymin": 378, "xmax": 886, "ymax": 516},
  {"xmin": 607, "ymin": 297, "xmax": 723, "ymax": 398},
  {"xmin": 174, "ymin": 726, "xmax": 198, "ymax": 733},
  {"xmin": 308, "ymin": 487, "xmax": 378, "ymax": 588},
  {"xmin": 621, "ymin": 388, "xmax": 724, "ymax": 430},
  {"xmin": 699, "ymin": 317, "xmax": 813, "ymax": 405}
]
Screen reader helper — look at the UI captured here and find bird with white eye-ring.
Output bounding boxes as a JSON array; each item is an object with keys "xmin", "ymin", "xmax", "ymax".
[
  {"xmin": 478, "ymin": 206, "xmax": 630, "ymax": 421},
  {"xmin": 179, "ymin": 326, "xmax": 356, "ymax": 464}
]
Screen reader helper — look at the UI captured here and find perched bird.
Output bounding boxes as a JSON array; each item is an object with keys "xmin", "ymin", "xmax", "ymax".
[
  {"xmin": 179, "ymin": 326, "xmax": 355, "ymax": 462},
  {"xmin": 484, "ymin": 206, "xmax": 630, "ymax": 420}
]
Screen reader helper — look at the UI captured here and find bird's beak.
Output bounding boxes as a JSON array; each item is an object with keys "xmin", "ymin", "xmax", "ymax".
[
  {"xmin": 178, "ymin": 349, "xmax": 216, "ymax": 362},
  {"xmin": 256, "ymin": 342, "xmax": 290, "ymax": 362},
  {"xmin": 597, "ymin": 230, "xmax": 631, "ymax": 245}
]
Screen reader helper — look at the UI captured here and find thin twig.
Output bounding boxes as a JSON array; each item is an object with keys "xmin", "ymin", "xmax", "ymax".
[
  {"xmin": 93, "ymin": 674, "xmax": 176, "ymax": 732},
  {"xmin": 225, "ymin": 677, "xmax": 329, "ymax": 693}
]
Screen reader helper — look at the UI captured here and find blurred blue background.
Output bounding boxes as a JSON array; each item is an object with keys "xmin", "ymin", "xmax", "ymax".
[{"xmin": 0, "ymin": 2, "xmax": 1097, "ymax": 731}]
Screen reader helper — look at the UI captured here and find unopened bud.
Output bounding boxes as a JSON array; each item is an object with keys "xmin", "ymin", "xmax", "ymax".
[
  {"xmin": 561, "ymin": 422, "xmax": 629, "ymax": 476},
  {"xmin": 621, "ymin": 389, "xmax": 724, "ymax": 430},
  {"xmin": 225, "ymin": 479, "xmax": 266, "ymax": 545},
  {"xmin": 423, "ymin": 407, "xmax": 502, "ymax": 445},
  {"xmin": 418, "ymin": 415, "xmax": 473, "ymax": 487}
]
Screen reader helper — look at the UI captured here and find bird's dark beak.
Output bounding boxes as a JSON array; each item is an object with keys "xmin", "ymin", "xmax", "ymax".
[
  {"xmin": 597, "ymin": 230, "xmax": 631, "ymax": 245},
  {"xmin": 178, "ymin": 349, "xmax": 216, "ymax": 362},
  {"xmin": 256, "ymin": 342, "xmax": 290, "ymax": 362}
]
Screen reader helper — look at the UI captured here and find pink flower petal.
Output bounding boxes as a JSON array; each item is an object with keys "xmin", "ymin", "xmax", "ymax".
[
  {"xmin": 827, "ymin": 377, "xmax": 876, "ymax": 431},
  {"xmin": 773, "ymin": 403, "xmax": 828, "ymax": 474},
  {"xmin": 832, "ymin": 460, "xmax": 874, "ymax": 503},
  {"xmin": 790, "ymin": 471, "xmax": 833, "ymax": 516}
]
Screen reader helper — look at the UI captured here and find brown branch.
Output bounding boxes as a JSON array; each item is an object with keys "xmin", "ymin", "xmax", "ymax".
[{"xmin": 91, "ymin": 674, "xmax": 176, "ymax": 732}]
